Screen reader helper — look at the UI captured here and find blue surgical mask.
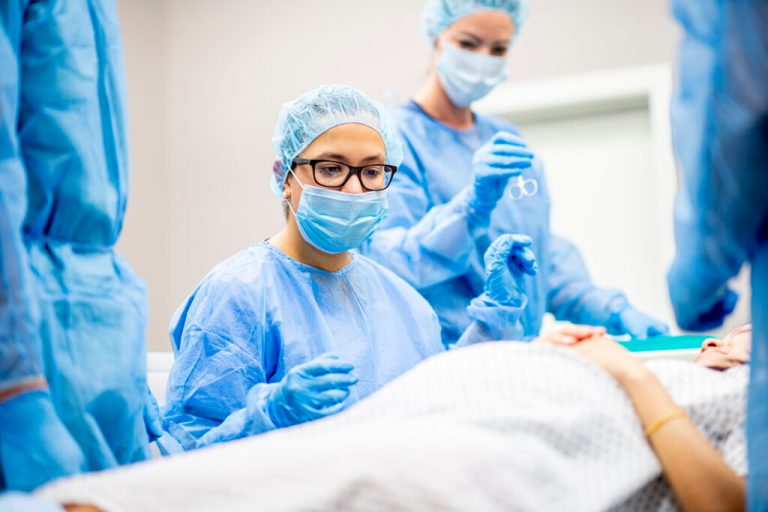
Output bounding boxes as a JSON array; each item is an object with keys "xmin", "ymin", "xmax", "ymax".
[
  {"xmin": 286, "ymin": 171, "xmax": 389, "ymax": 254},
  {"xmin": 436, "ymin": 44, "xmax": 509, "ymax": 108}
]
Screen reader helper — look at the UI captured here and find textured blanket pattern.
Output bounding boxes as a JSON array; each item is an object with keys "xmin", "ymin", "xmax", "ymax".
[
  {"xmin": 330, "ymin": 343, "xmax": 747, "ymax": 510},
  {"xmin": 39, "ymin": 343, "xmax": 747, "ymax": 511}
]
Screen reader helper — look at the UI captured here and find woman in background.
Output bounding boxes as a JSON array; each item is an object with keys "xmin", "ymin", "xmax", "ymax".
[{"xmin": 362, "ymin": 0, "xmax": 668, "ymax": 346}]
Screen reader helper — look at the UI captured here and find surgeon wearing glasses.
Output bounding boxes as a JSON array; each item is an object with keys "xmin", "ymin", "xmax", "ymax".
[{"xmin": 160, "ymin": 85, "xmax": 530, "ymax": 452}]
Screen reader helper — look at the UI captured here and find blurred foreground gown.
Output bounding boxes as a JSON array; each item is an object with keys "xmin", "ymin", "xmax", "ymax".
[
  {"xmin": 667, "ymin": 0, "xmax": 768, "ymax": 508},
  {"xmin": 0, "ymin": 0, "xmax": 154, "ymax": 489}
]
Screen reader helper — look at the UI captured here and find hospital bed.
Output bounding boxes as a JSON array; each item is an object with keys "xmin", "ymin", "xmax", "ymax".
[
  {"xmin": 40, "ymin": 341, "xmax": 745, "ymax": 511},
  {"xmin": 147, "ymin": 351, "xmax": 174, "ymax": 406},
  {"xmin": 145, "ymin": 334, "xmax": 707, "ymax": 407}
]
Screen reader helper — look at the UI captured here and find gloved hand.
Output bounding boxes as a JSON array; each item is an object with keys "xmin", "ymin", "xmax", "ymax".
[
  {"xmin": 668, "ymin": 258, "xmax": 740, "ymax": 331},
  {"xmin": 609, "ymin": 305, "xmax": 670, "ymax": 339},
  {"xmin": 469, "ymin": 131, "xmax": 535, "ymax": 214},
  {"xmin": 143, "ymin": 386, "xmax": 164, "ymax": 442},
  {"xmin": 267, "ymin": 353, "xmax": 358, "ymax": 428},
  {"xmin": 0, "ymin": 389, "xmax": 85, "ymax": 491},
  {"xmin": 0, "ymin": 492, "xmax": 63, "ymax": 512},
  {"xmin": 674, "ymin": 287, "xmax": 739, "ymax": 332},
  {"xmin": 685, "ymin": 288, "xmax": 739, "ymax": 331},
  {"xmin": 483, "ymin": 234, "xmax": 537, "ymax": 306}
]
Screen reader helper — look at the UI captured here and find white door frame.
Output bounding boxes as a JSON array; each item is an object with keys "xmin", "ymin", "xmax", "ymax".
[
  {"xmin": 475, "ymin": 64, "xmax": 677, "ymax": 296},
  {"xmin": 475, "ymin": 64, "xmax": 679, "ymax": 324}
]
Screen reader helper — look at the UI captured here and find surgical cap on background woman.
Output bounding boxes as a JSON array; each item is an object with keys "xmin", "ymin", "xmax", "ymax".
[
  {"xmin": 270, "ymin": 84, "xmax": 403, "ymax": 195},
  {"xmin": 421, "ymin": 0, "xmax": 529, "ymax": 44}
]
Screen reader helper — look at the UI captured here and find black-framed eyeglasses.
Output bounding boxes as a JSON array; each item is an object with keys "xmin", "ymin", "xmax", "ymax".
[{"xmin": 291, "ymin": 158, "xmax": 397, "ymax": 191}]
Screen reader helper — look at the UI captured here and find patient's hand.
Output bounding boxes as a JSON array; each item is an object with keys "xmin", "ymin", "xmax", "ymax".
[
  {"xmin": 534, "ymin": 324, "xmax": 605, "ymax": 346},
  {"xmin": 567, "ymin": 336, "xmax": 646, "ymax": 383},
  {"xmin": 536, "ymin": 326, "xmax": 646, "ymax": 383}
]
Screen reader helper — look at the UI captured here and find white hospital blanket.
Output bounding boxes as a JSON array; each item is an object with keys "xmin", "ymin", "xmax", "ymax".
[{"xmin": 37, "ymin": 343, "xmax": 747, "ymax": 511}]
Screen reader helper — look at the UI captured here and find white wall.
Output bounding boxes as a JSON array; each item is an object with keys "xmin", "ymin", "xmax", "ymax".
[
  {"xmin": 117, "ymin": 0, "xmax": 171, "ymax": 351},
  {"xmin": 117, "ymin": 0, "xmax": 685, "ymax": 351},
  {"xmin": 521, "ymin": 108, "xmax": 671, "ymax": 320}
]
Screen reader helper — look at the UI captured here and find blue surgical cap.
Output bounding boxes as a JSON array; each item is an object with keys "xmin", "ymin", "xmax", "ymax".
[
  {"xmin": 421, "ymin": 0, "xmax": 529, "ymax": 44},
  {"xmin": 271, "ymin": 85, "xmax": 403, "ymax": 195}
]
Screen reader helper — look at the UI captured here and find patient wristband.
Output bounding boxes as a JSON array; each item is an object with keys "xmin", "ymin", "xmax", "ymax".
[{"xmin": 643, "ymin": 409, "xmax": 686, "ymax": 438}]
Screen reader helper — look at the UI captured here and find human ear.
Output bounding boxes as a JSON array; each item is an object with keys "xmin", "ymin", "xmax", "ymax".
[{"xmin": 283, "ymin": 175, "xmax": 293, "ymax": 201}]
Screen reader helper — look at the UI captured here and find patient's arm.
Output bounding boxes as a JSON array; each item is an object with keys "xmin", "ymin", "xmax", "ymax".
[
  {"xmin": 619, "ymin": 358, "xmax": 745, "ymax": 512},
  {"xmin": 544, "ymin": 334, "xmax": 745, "ymax": 512}
]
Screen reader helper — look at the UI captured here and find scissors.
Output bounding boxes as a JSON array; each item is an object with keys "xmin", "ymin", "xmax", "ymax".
[{"xmin": 508, "ymin": 175, "xmax": 538, "ymax": 200}]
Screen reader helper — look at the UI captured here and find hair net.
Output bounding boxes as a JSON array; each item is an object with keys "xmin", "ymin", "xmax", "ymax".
[
  {"xmin": 421, "ymin": 0, "xmax": 529, "ymax": 44},
  {"xmin": 271, "ymin": 85, "xmax": 403, "ymax": 195}
]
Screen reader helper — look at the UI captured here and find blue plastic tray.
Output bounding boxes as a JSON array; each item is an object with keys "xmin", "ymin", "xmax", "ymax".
[{"xmin": 618, "ymin": 334, "xmax": 711, "ymax": 353}]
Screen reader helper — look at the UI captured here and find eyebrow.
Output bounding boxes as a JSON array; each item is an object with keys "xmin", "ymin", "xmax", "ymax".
[
  {"xmin": 457, "ymin": 31, "xmax": 509, "ymax": 46},
  {"xmin": 457, "ymin": 31, "xmax": 482, "ymax": 43},
  {"xmin": 312, "ymin": 152, "xmax": 385, "ymax": 163},
  {"xmin": 730, "ymin": 324, "xmax": 753, "ymax": 339}
]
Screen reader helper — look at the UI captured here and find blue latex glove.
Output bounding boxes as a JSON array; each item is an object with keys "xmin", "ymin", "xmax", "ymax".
[
  {"xmin": 0, "ymin": 492, "xmax": 63, "ymax": 512},
  {"xmin": 669, "ymin": 273, "xmax": 740, "ymax": 331},
  {"xmin": 609, "ymin": 305, "xmax": 670, "ymax": 339},
  {"xmin": 0, "ymin": 390, "xmax": 85, "ymax": 491},
  {"xmin": 144, "ymin": 387, "xmax": 163, "ymax": 442},
  {"xmin": 267, "ymin": 353, "xmax": 358, "ymax": 428},
  {"xmin": 469, "ymin": 131, "xmax": 534, "ymax": 214},
  {"xmin": 685, "ymin": 288, "xmax": 740, "ymax": 331},
  {"xmin": 483, "ymin": 234, "xmax": 537, "ymax": 306}
]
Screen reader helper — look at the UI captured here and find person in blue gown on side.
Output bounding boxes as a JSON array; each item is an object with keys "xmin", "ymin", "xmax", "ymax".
[
  {"xmin": 0, "ymin": 0, "xmax": 160, "ymax": 493},
  {"xmin": 361, "ymin": 0, "xmax": 669, "ymax": 347},
  {"xmin": 666, "ymin": 1, "xmax": 768, "ymax": 508},
  {"xmin": 161, "ymin": 85, "xmax": 532, "ymax": 452}
]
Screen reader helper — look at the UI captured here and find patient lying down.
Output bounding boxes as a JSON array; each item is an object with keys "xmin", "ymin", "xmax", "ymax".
[{"xmin": 40, "ymin": 325, "xmax": 750, "ymax": 512}]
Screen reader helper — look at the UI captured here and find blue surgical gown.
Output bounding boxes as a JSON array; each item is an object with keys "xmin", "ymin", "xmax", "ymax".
[
  {"xmin": 162, "ymin": 243, "xmax": 446, "ymax": 450},
  {"xmin": 361, "ymin": 101, "xmax": 626, "ymax": 346},
  {"xmin": 0, "ymin": 0, "xmax": 151, "ymax": 480},
  {"xmin": 668, "ymin": 0, "xmax": 768, "ymax": 508}
]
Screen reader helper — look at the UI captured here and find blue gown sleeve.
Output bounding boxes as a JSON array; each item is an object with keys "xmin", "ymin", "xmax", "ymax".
[
  {"xmin": 162, "ymin": 277, "xmax": 281, "ymax": 450},
  {"xmin": 0, "ymin": 0, "xmax": 45, "ymax": 395},
  {"xmin": 361, "ymin": 137, "xmax": 486, "ymax": 289},
  {"xmin": 667, "ymin": 0, "xmax": 768, "ymax": 330},
  {"xmin": 454, "ymin": 295, "xmax": 528, "ymax": 347},
  {"xmin": 545, "ymin": 235, "xmax": 626, "ymax": 326}
]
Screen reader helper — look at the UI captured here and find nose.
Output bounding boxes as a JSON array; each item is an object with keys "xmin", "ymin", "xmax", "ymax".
[
  {"xmin": 701, "ymin": 338, "xmax": 721, "ymax": 352},
  {"xmin": 341, "ymin": 173, "xmax": 364, "ymax": 194}
]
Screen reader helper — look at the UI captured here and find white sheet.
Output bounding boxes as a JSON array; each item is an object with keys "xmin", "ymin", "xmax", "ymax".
[{"xmin": 37, "ymin": 343, "xmax": 747, "ymax": 511}]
